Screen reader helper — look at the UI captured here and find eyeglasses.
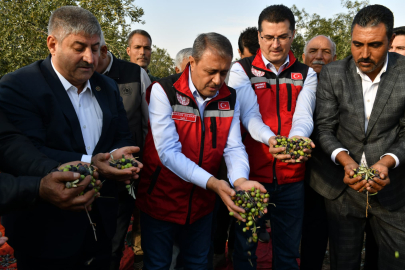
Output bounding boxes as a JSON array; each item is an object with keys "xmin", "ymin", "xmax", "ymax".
[{"xmin": 259, "ymin": 33, "xmax": 292, "ymax": 44}]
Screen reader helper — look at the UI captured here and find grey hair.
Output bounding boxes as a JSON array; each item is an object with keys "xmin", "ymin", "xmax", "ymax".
[
  {"xmin": 175, "ymin": 48, "xmax": 193, "ymax": 69},
  {"xmin": 48, "ymin": 6, "xmax": 101, "ymax": 41},
  {"xmin": 303, "ymin": 35, "xmax": 336, "ymax": 56},
  {"xmin": 192, "ymin": 33, "xmax": 233, "ymax": 62}
]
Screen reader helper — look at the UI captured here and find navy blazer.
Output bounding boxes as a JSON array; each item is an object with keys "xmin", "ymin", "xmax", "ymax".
[{"xmin": 0, "ymin": 55, "xmax": 135, "ymax": 258}]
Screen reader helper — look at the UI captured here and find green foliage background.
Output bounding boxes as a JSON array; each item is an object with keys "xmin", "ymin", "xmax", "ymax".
[
  {"xmin": 291, "ymin": 0, "xmax": 369, "ymax": 62},
  {"xmin": 0, "ymin": 0, "xmax": 176, "ymax": 79}
]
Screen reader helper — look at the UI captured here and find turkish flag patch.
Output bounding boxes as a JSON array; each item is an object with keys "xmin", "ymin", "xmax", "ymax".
[
  {"xmin": 218, "ymin": 101, "xmax": 230, "ymax": 110},
  {"xmin": 291, "ymin": 73, "xmax": 303, "ymax": 80}
]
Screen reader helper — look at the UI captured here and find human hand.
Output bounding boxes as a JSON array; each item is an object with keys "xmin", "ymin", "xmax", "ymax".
[
  {"xmin": 363, "ymin": 163, "xmax": 390, "ymax": 194},
  {"xmin": 268, "ymin": 136, "xmax": 291, "ymax": 160},
  {"xmin": 343, "ymin": 163, "xmax": 367, "ymax": 191},
  {"xmin": 39, "ymin": 171, "xmax": 100, "ymax": 212},
  {"xmin": 283, "ymin": 135, "xmax": 316, "ymax": 163},
  {"xmin": 92, "ymin": 147, "xmax": 143, "ymax": 184},
  {"xmin": 0, "ymin": 231, "xmax": 8, "ymax": 247}
]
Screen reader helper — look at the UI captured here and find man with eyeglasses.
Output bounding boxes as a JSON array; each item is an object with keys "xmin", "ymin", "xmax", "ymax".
[{"xmin": 227, "ymin": 4, "xmax": 317, "ymax": 270}]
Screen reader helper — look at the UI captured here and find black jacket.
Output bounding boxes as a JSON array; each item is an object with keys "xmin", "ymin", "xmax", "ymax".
[
  {"xmin": 0, "ymin": 55, "xmax": 135, "ymax": 258},
  {"xmin": 0, "ymin": 109, "xmax": 58, "ymax": 215}
]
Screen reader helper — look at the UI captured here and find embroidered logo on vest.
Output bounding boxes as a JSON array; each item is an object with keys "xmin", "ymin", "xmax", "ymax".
[
  {"xmin": 176, "ymin": 93, "xmax": 190, "ymax": 106},
  {"xmin": 251, "ymin": 67, "xmax": 265, "ymax": 77},
  {"xmin": 218, "ymin": 101, "xmax": 230, "ymax": 110},
  {"xmin": 291, "ymin": 73, "xmax": 303, "ymax": 80}
]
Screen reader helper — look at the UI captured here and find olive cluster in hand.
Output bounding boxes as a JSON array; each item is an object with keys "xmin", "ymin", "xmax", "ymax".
[
  {"xmin": 59, "ymin": 164, "xmax": 100, "ymax": 194},
  {"xmin": 274, "ymin": 135, "xmax": 312, "ymax": 162},
  {"xmin": 109, "ymin": 155, "xmax": 138, "ymax": 193},
  {"xmin": 352, "ymin": 165, "xmax": 380, "ymax": 193},
  {"xmin": 229, "ymin": 187, "xmax": 270, "ymax": 243}
]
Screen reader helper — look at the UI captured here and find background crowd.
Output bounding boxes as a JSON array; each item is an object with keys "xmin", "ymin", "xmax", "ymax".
[{"xmin": 1, "ymin": 2, "xmax": 405, "ymax": 270}]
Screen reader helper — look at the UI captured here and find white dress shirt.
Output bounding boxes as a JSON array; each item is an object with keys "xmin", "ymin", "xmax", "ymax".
[
  {"xmin": 148, "ymin": 68, "xmax": 250, "ymax": 189},
  {"xmin": 331, "ymin": 55, "xmax": 399, "ymax": 168},
  {"xmin": 102, "ymin": 51, "xmax": 151, "ymax": 141},
  {"xmin": 227, "ymin": 53, "xmax": 317, "ymax": 145},
  {"xmin": 51, "ymin": 60, "xmax": 103, "ymax": 163}
]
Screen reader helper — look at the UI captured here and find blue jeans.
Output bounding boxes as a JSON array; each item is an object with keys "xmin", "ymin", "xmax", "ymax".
[
  {"xmin": 141, "ymin": 211, "xmax": 213, "ymax": 270},
  {"xmin": 233, "ymin": 181, "xmax": 304, "ymax": 270}
]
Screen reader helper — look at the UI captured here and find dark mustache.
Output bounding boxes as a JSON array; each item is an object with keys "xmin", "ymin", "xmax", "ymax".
[
  {"xmin": 77, "ymin": 62, "xmax": 94, "ymax": 68},
  {"xmin": 357, "ymin": 58, "xmax": 376, "ymax": 65}
]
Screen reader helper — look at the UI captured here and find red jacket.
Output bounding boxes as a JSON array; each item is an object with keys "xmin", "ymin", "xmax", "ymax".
[
  {"xmin": 238, "ymin": 50, "xmax": 309, "ymax": 184},
  {"xmin": 136, "ymin": 67, "xmax": 237, "ymax": 224}
]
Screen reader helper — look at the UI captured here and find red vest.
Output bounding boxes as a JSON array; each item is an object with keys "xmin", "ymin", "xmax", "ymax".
[
  {"xmin": 136, "ymin": 67, "xmax": 237, "ymax": 225},
  {"xmin": 238, "ymin": 50, "xmax": 309, "ymax": 184}
]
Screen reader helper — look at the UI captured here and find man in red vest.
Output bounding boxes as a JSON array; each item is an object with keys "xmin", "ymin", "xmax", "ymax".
[
  {"xmin": 136, "ymin": 32, "xmax": 266, "ymax": 270},
  {"xmin": 227, "ymin": 5, "xmax": 317, "ymax": 270}
]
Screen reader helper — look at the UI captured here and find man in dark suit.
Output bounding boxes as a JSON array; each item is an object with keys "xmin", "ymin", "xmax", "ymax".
[
  {"xmin": 314, "ymin": 5, "xmax": 405, "ymax": 269},
  {"xmin": 96, "ymin": 32, "xmax": 150, "ymax": 270},
  {"xmin": 0, "ymin": 108, "xmax": 100, "ymax": 216},
  {"xmin": 0, "ymin": 6, "xmax": 141, "ymax": 270}
]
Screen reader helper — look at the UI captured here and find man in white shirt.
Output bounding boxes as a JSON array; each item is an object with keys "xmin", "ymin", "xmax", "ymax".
[
  {"xmin": 136, "ymin": 32, "xmax": 266, "ymax": 270},
  {"xmin": 96, "ymin": 32, "xmax": 151, "ymax": 270},
  {"xmin": 314, "ymin": 5, "xmax": 405, "ymax": 269},
  {"xmin": 227, "ymin": 5, "xmax": 316, "ymax": 270},
  {"xmin": 0, "ymin": 6, "xmax": 142, "ymax": 269}
]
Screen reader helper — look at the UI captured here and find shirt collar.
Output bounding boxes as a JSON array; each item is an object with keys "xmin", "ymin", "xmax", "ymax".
[
  {"xmin": 103, "ymin": 51, "xmax": 114, "ymax": 75},
  {"xmin": 261, "ymin": 53, "xmax": 290, "ymax": 71},
  {"xmin": 51, "ymin": 58, "xmax": 92, "ymax": 93},
  {"xmin": 356, "ymin": 53, "xmax": 389, "ymax": 83},
  {"xmin": 188, "ymin": 67, "xmax": 218, "ymax": 101}
]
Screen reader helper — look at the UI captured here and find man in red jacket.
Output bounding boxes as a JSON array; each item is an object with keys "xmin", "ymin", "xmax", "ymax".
[
  {"xmin": 136, "ymin": 32, "xmax": 265, "ymax": 270},
  {"xmin": 227, "ymin": 5, "xmax": 317, "ymax": 270}
]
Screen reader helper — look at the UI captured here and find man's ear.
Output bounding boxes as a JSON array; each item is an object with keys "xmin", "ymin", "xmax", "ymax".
[
  {"xmin": 189, "ymin": 55, "xmax": 196, "ymax": 72},
  {"xmin": 175, "ymin": 66, "xmax": 180, "ymax": 74},
  {"xmin": 302, "ymin": 53, "xmax": 306, "ymax": 63},
  {"xmin": 47, "ymin": 35, "xmax": 58, "ymax": 56},
  {"xmin": 126, "ymin": 46, "xmax": 130, "ymax": 57},
  {"xmin": 100, "ymin": 45, "xmax": 108, "ymax": 59},
  {"xmin": 333, "ymin": 54, "xmax": 337, "ymax": 61}
]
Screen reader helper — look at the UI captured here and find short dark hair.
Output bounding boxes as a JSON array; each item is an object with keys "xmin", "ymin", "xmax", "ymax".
[
  {"xmin": 258, "ymin": 5, "xmax": 295, "ymax": 33},
  {"xmin": 351, "ymin": 5, "xmax": 394, "ymax": 39},
  {"xmin": 238, "ymin": 27, "xmax": 259, "ymax": 55},
  {"xmin": 192, "ymin": 32, "xmax": 233, "ymax": 62},
  {"xmin": 127, "ymin": 29, "xmax": 152, "ymax": 46},
  {"xmin": 394, "ymin": 26, "xmax": 405, "ymax": 36}
]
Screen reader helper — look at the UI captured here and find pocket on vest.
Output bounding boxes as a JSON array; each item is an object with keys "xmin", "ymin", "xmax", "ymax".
[{"xmin": 147, "ymin": 166, "xmax": 162, "ymax": 194}]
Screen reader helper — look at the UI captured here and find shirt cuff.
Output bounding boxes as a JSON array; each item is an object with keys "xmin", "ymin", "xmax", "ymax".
[
  {"xmin": 381, "ymin": 153, "xmax": 399, "ymax": 168},
  {"xmin": 190, "ymin": 168, "xmax": 213, "ymax": 190},
  {"xmin": 81, "ymin": 155, "xmax": 92, "ymax": 164},
  {"xmin": 261, "ymin": 128, "xmax": 276, "ymax": 146},
  {"xmin": 331, "ymin": 148, "xmax": 349, "ymax": 165}
]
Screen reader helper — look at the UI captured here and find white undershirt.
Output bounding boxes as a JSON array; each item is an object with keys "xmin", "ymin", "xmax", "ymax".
[{"xmin": 51, "ymin": 59, "xmax": 103, "ymax": 163}]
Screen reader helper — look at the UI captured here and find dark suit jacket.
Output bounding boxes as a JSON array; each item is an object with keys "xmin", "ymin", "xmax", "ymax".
[
  {"xmin": 106, "ymin": 54, "xmax": 147, "ymax": 150},
  {"xmin": 0, "ymin": 55, "xmax": 134, "ymax": 258},
  {"xmin": 311, "ymin": 52, "xmax": 405, "ymax": 211},
  {"xmin": 0, "ymin": 109, "xmax": 59, "ymax": 215}
]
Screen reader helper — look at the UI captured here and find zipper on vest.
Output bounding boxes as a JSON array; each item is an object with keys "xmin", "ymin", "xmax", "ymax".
[
  {"xmin": 286, "ymin": 84, "xmax": 292, "ymax": 112},
  {"xmin": 210, "ymin": 117, "xmax": 217, "ymax": 149},
  {"xmin": 273, "ymin": 76, "xmax": 282, "ymax": 183},
  {"xmin": 186, "ymin": 115, "xmax": 205, "ymax": 224}
]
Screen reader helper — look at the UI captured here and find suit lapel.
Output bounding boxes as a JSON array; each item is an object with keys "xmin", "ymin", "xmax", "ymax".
[
  {"xmin": 346, "ymin": 60, "xmax": 366, "ymax": 135},
  {"xmin": 366, "ymin": 56, "xmax": 398, "ymax": 136},
  {"xmin": 90, "ymin": 75, "xmax": 112, "ymax": 153},
  {"xmin": 40, "ymin": 55, "xmax": 86, "ymax": 152}
]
